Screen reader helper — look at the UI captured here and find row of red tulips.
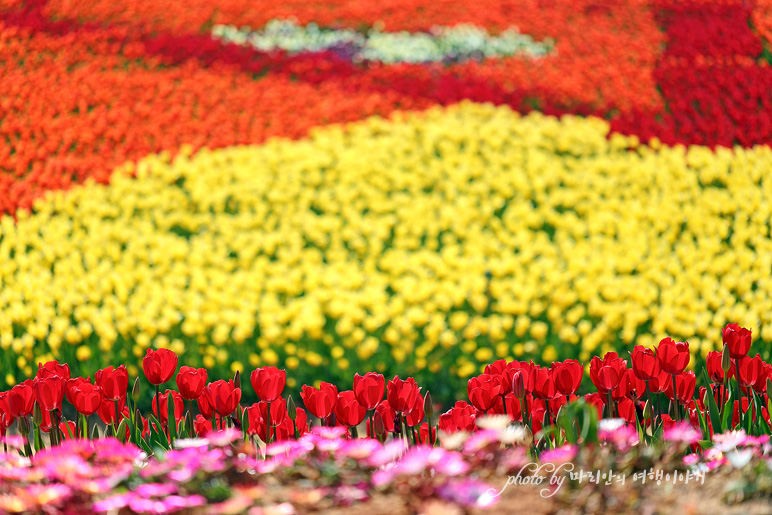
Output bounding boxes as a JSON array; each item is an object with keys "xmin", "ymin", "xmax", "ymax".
[{"xmin": 0, "ymin": 323, "xmax": 769, "ymax": 456}]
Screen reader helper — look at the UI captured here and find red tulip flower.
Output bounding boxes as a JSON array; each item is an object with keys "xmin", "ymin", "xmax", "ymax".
[
  {"xmin": 203, "ymin": 380, "xmax": 241, "ymax": 417},
  {"xmin": 0, "ymin": 392, "xmax": 15, "ymax": 431},
  {"xmin": 467, "ymin": 374, "xmax": 502, "ymax": 411},
  {"xmin": 176, "ymin": 366, "xmax": 207, "ymax": 400},
  {"xmin": 250, "ymin": 366, "xmax": 286, "ymax": 402},
  {"xmin": 33, "ymin": 376, "xmax": 66, "ymax": 412},
  {"xmin": 656, "ymin": 338, "xmax": 690, "ymax": 375},
  {"xmin": 97, "ymin": 396, "xmax": 126, "ymax": 425},
  {"xmin": 37, "ymin": 360, "xmax": 71, "ymax": 381},
  {"xmin": 551, "ymin": 359, "xmax": 583, "ymax": 396},
  {"xmin": 59, "ymin": 420, "xmax": 78, "ymax": 440},
  {"xmin": 353, "ymin": 372, "xmax": 385, "ymax": 409},
  {"xmin": 197, "ymin": 391, "xmax": 214, "ymax": 419},
  {"xmin": 532, "ymin": 367, "xmax": 556, "ymax": 400},
  {"xmin": 194, "ymin": 414, "xmax": 211, "ymax": 437},
  {"xmin": 610, "ymin": 371, "xmax": 631, "ymax": 401},
  {"xmin": 630, "ymin": 345, "xmax": 660, "ymax": 381},
  {"xmin": 374, "ymin": 401, "xmax": 396, "ymax": 433},
  {"xmin": 387, "ymin": 376, "xmax": 421, "ymax": 415},
  {"xmin": 511, "ymin": 370, "xmax": 526, "ymax": 399},
  {"xmin": 72, "ymin": 383, "xmax": 103, "ymax": 416},
  {"xmin": 300, "ymin": 382, "xmax": 338, "ymax": 420},
  {"xmin": 671, "ymin": 371, "xmax": 696, "ymax": 404},
  {"xmin": 484, "ymin": 359, "xmax": 511, "ymax": 394},
  {"xmin": 590, "ymin": 352, "xmax": 627, "ymax": 394},
  {"xmin": 419, "ymin": 422, "xmax": 437, "ymax": 445},
  {"xmin": 143, "ymin": 348, "xmax": 178, "ymax": 385},
  {"xmin": 256, "ymin": 398, "xmax": 288, "ymax": 427},
  {"xmin": 65, "ymin": 377, "xmax": 91, "ymax": 405},
  {"xmin": 624, "ymin": 369, "xmax": 647, "ymax": 400},
  {"xmin": 8, "ymin": 381, "xmax": 35, "ymax": 417},
  {"xmin": 617, "ymin": 398, "xmax": 637, "ymax": 425},
  {"xmin": 648, "ymin": 369, "xmax": 673, "ymax": 396},
  {"xmin": 736, "ymin": 354, "xmax": 765, "ymax": 388},
  {"xmin": 506, "ymin": 361, "xmax": 536, "ymax": 393},
  {"xmin": 752, "ymin": 363, "xmax": 772, "ymax": 394},
  {"xmin": 334, "ymin": 391, "xmax": 367, "ymax": 428},
  {"xmin": 95, "ymin": 366, "xmax": 129, "ymax": 401},
  {"xmin": 152, "ymin": 390, "xmax": 185, "ymax": 425},
  {"xmin": 439, "ymin": 401, "xmax": 478, "ymax": 433},
  {"xmin": 706, "ymin": 351, "xmax": 729, "ymax": 383},
  {"xmin": 405, "ymin": 392, "xmax": 425, "ymax": 427},
  {"xmin": 723, "ymin": 323, "xmax": 752, "ymax": 359}
]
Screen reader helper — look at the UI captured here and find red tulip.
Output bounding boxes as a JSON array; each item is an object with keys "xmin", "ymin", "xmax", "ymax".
[
  {"xmin": 387, "ymin": 376, "xmax": 421, "ymax": 415},
  {"xmin": 617, "ymin": 398, "xmax": 637, "ymax": 424},
  {"xmin": 37, "ymin": 360, "xmax": 71, "ymax": 381},
  {"xmin": 736, "ymin": 354, "xmax": 765, "ymax": 387},
  {"xmin": 590, "ymin": 352, "xmax": 627, "ymax": 394},
  {"xmin": 176, "ymin": 366, "xmax": 207, "ymax": 400},
  {"xmin": 375, "ymin": 401, "xmax": 396, "ymax": 433},
  {"xmin": 439, "ymin": 401, "xmax": 478, "ymax": 433},
  {"xmin": 656, "ymin": 338, "xmax": 690, "ymax": 375},
  {"xmin": 143, "ymin": 348, "xmax": 178, "ymax": 385},
  {"xmin": 419, "ymin": 422, "xmax": 437, "ymax": 445},
  {"xmin": 511, "ymin": 370, "xmax": 526, "ymax": 399},
  {"xmin": 59, "ymin": 420, "xmax": 78, "ymax": 440},
  {"xmin": 706, "ymin": 351, "xmax": 728, "ymax": 383},
  {"xmin": 467, "ymin": 374, "xmax": 502, "ymax": 411},
  {"xmin": 648, "ymin": 369, "xmax": 673, "ymax": 396},
  {"xmin": 250, "ymin": 366, "xmax": 285, "ymax": 402},
  {"xmin": 532, "ymin": 367, "xmax": 556, "ymax": 400},
  {"xmin": 584, "ymin": 392, "xmax": 604, "ymax": 418},
  {"xmin": 353, "ymin": 372, "xmax": 385, "ymax": 410},
  {"xmin": 670, "ymin": 371, "xmax": 696, "ymax": 404},
  {"xmin": 491, "ymin": 393, "xmax": 522, "ymax": 422},
  {"xmin": 300, "ymin": 382, "xmax": 338, "ymax": 420},
  {"xmin": 0, "ymin": 391, "xmax": 15, "ymax": 431},
  {"xmin": 197, "ymin": 391, "xmax": 214, "ymax": 419},
  {"xmin": 202, "ymin": 380, "xmax": 241, "ymax": 417},
  {"xmin": 194, "ymin": 414, "xmax": 211, "ymax": 437},
  {"xmin": 723, "ymin": 323, "xmax": 752, "ymax": 359},
  {"xmin": 610, "ymin": 371, "xmax": 631, "ymax": 401},
  {"xmin": 97, "ymin": 396, "xmax": 126, "ymax": 425},
  {"xmin": 405, "ymin": 392, "xmax": 425, "ymax": 427},
  {"xmin": 65, "ymin": 377, "xmax": 91, "ymax": 405},
  {"xmin": 95, "ymin": 366, "xmax": 129, "ymax": 401},
  {"xmin": 630, "ymin": 345, "xmax": 660, "ymax": 381},
  {"xmin": 72, "ymin": 383, "xmax": 103, "ymax": 416},
  {"xmin": 625, "ymin": 369, "xmax": 647, "ymax": 400},
  {"xmin": 245, "ymin": 401, "xmax": 287, "ymax": 441},
  {"xmin": 752, "ymin": 363, "xmax": 772, "ymax": 394},
  {"xmin": 33, "ymin": 376, "xmax": 66, "ymax": 412},
  {"xmin": 505, "ymin": 361, "xmax": 536, "ymax": 393},
  {"xmin": 8, "ymin": 381, "xmax": 35, "ymax": 417},
  {"xmin": 334, "ymin": 391, "xmax": 367, "ymax": 428},
  {"xmin": 152, "ymin": 390, "xmax": 184, "ymax": 425},
  {"xmin": 551, "ymin": 359, "xmax": 583, "ymax": 396},
  {"xmin": 484, "ymin": 359, "xmax": 511, "ymax": 394}
]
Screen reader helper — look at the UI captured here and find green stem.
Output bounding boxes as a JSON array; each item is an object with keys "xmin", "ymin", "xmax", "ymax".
[
  {"xmin": 671, "ymin": 374, "xmax": 679, "ymax": 422},
  {"xmin": 266, "ymin": 401, "xmax": 271, "ymax": 445}
]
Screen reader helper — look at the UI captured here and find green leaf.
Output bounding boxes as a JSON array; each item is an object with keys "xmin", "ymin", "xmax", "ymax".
[
  {"xmin": 62, "ymin": 418, "xmax": 75, "ymax": 441},
  {"xmin": 721, "ymin": 394, "xmax": 733, "ymax": 431},
  {"xmin": 117, "ymin": 418, "xmax": 128, "ymax": 443},
  {"xmin": 701, "ymin": 370, "xmax": 723, "ymax": 434},
  {"xmin": 167, "ymin": 395, "xmax": 177, "ymax": 443}
]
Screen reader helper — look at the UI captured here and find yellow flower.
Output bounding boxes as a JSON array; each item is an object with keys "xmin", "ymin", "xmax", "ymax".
[{"xmin": 76, "ymin": 345, "xmax": 92, "ymax": 361}]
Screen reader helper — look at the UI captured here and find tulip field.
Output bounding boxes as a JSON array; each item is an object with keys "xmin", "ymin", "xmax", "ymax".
[{"xmin": 3, "ymin": 0, "xmax": 772, "ymax": 513}]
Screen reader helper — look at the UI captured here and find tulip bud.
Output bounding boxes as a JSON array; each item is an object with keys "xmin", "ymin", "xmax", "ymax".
[
  {"xmin": 287, "ymin": 395, "xmax": 297, "ymax": 421},
  {"xmin": 32, "ymin": 403, "xmax": 42, "ymax": 427},
  {"xmin": 373, "ymin": 410, "xmax": 386, "ymax": 438},
  {"xmin": 423, "ymin": 391, "xmax": 434, "ymax": 419},
  {"xmin": 721, "ymin": 343, "xmax": 731, "ymax": 374},
  {"xmin": 702, "ymin": 388, "xmax": 710, "ymax": 408},
  {"xmin": 234, "ymin": 370, "xmax": 241, "ymax": 391},
  {"xmin": 512, "ymin": 370, "xmax": 526, "ymax": 400},
  {"xmin": 131, "ymin": 377, "xmax": 141, "ymax": 402},
  {"xmin": 643, "ymin": 399, "xmax": 653, "ymax": 420},
  {"xmin": 19, "ymin": 416, "xmax": 30, "ymax": 435},
  {"xmin": 767, "ymin": 378, "xmax": 772, "ymax": 399}
]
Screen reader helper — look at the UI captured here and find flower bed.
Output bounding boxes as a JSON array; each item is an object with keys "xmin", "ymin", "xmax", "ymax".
[
  {"xmin": 0, "ymin": 330, "xmax": 771, "ymax": 513},
  {"xmin": 3, "ymin": 105, "xmax": 772, "ymax": 392}
]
